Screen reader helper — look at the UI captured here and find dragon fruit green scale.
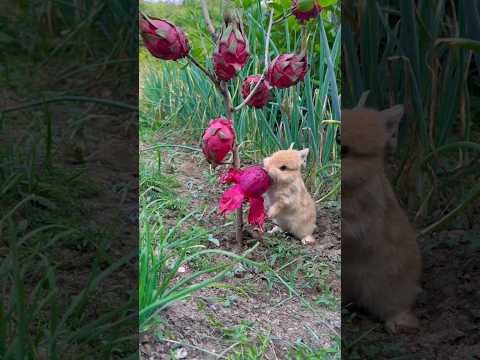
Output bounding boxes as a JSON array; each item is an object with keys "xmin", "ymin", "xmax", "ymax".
[{"xmin": 213, "ymin": 15, "xmax": 250, "ymax": 81}]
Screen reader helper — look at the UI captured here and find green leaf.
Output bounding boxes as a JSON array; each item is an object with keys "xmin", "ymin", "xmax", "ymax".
[
  {"xmin": 234, "ymin": 0, "xmax": 256, "ymax": 9},
  {"xmin": 0, "ymin": 32, "xmax": 14, "ymax": 44},
  {"xmin": 207, "ymin": 234, "xmax": 220, "ymax": 246},
  {"xmin": 297, "ymin": 0, "xmax": 316, "ymax": 12},
  {"xmin": 268, "ymin": 2, "xmax": 284, "ymax": 13},
  {"xmin": 319, "ymin": 0, "xmax": 338, "ymax": 7},
  {"xmin": 435, "ymin": 37, "xmax": 480, "ymax": 53},
  {"xmin": 267, "ymin": 0, "xmax": 291, "ymax": 12}
]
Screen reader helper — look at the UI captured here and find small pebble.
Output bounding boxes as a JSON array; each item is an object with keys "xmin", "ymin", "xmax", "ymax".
[{"xmin": 175, "ymin": 348, "xmax": 188, "ymax": 359}]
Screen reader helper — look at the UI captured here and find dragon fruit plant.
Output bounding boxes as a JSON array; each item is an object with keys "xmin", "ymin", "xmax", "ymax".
[{"xmin": 139, "ymin": 0, "xmax": 316, "ymax": 244}]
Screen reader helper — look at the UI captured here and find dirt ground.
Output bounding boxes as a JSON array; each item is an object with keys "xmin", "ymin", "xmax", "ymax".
[{"xmin": 139, "ymin": 141, "xmax": 341, "ymax": 359}]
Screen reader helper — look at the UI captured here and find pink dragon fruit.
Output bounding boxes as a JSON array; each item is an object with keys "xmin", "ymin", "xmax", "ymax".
[
  {"xmin": 292, "ymin": 0, "xmax": 322, "ymax": 23},
  {"xmin": 267, "ymin": 53, "xmax": 308, "ymax": 88},
  {"xmin": 241, "ymin": 75, "xmax": 271, "ymax": 109},
  {"xmin": 219, "ymin": 166, "xmax": 271, "ymax": 229},
  {"xmin": 213, "ymin": 15, "xmax": 250, "ymax": 81},
  {"xmin": 202, "ymin": 118, "xmax": 236, "ymax": 166},
  {"xmin": 139, "ymin": 13, "xmax": 190, "ymax": 61}
]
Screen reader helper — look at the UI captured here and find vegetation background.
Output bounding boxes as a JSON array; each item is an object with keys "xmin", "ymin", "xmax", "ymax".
[
  {"xmin": 139, "ymin": 0, "xmax": 342, "ymax": 358},
  {"xmin": 342, "ymin": 1, "xmax": 480, "ymax": 358},
  {"xmin": 1, "ymin": 1, "xmax": 138, "ymax": 358}
]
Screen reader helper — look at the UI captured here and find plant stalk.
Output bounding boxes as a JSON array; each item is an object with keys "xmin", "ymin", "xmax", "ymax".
[
  {"xmin": 199, "ymin": 0, "xmax": 244, "ymax": 246},
  {"xmin": 186, "ymin": 54, "xmax": 219, "ymax": 88},
  {"xmin": 199, "ymin": 0, "xmax": 217, "ymax": 40},
  {"xmin": 220, "ymin": 80, "xmax": 243, "ymax": 244},
  {"xmin": 198, "ymin": 2, "xmax": 275, "ymax": 246}
]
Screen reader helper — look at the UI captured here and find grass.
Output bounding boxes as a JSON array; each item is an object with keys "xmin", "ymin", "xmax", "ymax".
[
  {"xmin": 139, "ymin": 163, "xmax": 261, "ymax": 330},
  {"xmin": 343, "ymin": 0, "xmax": 480, "ymax": 231},
  {"xmin": 139, "ymin": 129, "xmax": 341, "ymax": 356},
  {"xmin": 1, "ymin": 100, "xmax": 136, "ymax": 356},
  {"xmin": 0, "ymin": 150, "xmax": 137, "ymax": 359},
  {"xmin": 342, "ymin": 1, "xmax": 480, "ymax": 358},
  {"xmin": 0, "ymin": 1, "xmax": 138, "ymax": 358}
]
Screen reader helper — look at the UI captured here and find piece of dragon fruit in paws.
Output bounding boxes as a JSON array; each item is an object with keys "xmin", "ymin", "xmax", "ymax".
[
  {"xmin": 237, "ymin": 166, "xmax": 271, "ymax": 197},
  {"xmin": 219, "ymin": 166, "xmax": 271, "ymax": 229},
  {"xmin": 202, "ymin": 118, "xmax": 235, "ymax": 166}
]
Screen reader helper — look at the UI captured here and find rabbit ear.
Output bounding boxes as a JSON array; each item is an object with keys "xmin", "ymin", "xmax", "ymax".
[
  {"xmin": 263, "ymin": 156, "xmax": 271, "ymax": 165},
  {"xmin": 381, "ymin": 104, "xmax": 404, "ymax": 151},
  {"xmin": 354, "ymin": 90, "xmax": 370, "ymax": 109},
  {"xmin": 299, "ymin": 148, "xmax": 309, "ymax": 165}
]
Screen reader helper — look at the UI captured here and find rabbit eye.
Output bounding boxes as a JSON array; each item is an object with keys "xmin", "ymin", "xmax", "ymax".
[{"xmin": 280, "ymin": 165, "xmax": 288, "ymax": 171}]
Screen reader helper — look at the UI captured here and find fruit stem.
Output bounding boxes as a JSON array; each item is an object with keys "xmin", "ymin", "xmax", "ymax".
[
  {"xmin": 187, "ymin": 54, "xmax": 219, "ymax": 87},
  {"xmin": 300, "ymin": 24, "xmax": 310, "ymax": 54},
  {"xmin": 202, "ymin": 0, "xmax": 281, "ymax": 246},
  {"xmin": 223, "ymin": 3, "xmax": 233, "ymax": 24},
  {"xmin": 216, "ymin": 79, "xmax": 243, "ymax": 244},
  {"xmin": 200, "ymin": 0, "xmax": 217, "ymax": 41},
  {"xmin": 233, "ymin": 148, "xmax": 243, "ymax": 244},
  {"xmin": 272, "ymin": 10, "xmax": 293, "ymax": 25},
  {"xmin": 219, "ymin": 80, "xmax": 243, "ymax": 244}
]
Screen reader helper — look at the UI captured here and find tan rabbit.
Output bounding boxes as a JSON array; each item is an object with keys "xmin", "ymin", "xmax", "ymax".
[
  {"xmin": 342, "ymin": 104, "xmax": 422, "ymax": 333},
  {"xmin": 263, "ymin": 149, "xmax": 317, "ymax": 245}
]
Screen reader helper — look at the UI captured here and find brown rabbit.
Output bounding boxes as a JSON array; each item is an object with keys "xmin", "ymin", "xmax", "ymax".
[
  {"xmin": 263, "ymin": 148, "xmax": 317, "ymax": 245},
  {"xmin": 342, "ymin": 104, "xmax": 422, "ymax": 333}
]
